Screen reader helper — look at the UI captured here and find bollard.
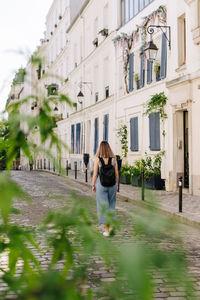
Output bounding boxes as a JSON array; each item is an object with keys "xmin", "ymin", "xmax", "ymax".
[
  {"xmin": 44, "ymin": 158, "xmax": 46, "ymax": 170},
  {"xmin": 85, "ymin": 167, "xmax": 88, "ymax": 182},
  {"xmin": 48, "ymin": 159, "xmax": 50, "ymax": 171},
  {"xmin": 74, "ymin": 162, "xmax": 77, "ymax": 179},
  {"xmin": 179, "ymin": 176, "xmax": 183, "ymax": 213},
  {"xmin": 141, "ymin": 170, "xmax": 145, "ymax": 201},
  {"xmin": 66, "ymin": 160, "xmax": 68, "ymax": 176},
  {"xmin": 53, "ymin": 159, "xmax": 55, "ymax": 172},
  {"xmin": 59, "ymin": 159, "xmax": 61, "ymax": 174}
]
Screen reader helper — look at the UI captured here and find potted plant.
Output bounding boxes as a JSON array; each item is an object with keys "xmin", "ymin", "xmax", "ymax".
[
  {"xmin": 130, "ymin": 153, "xmax": 165, "ymax": 190},
  {"xmin": 134, "ymin": 73, "xmax": 140, "ymax": 90},
  {"xmin": 154, "ymin": 61, "xmax": 161, "ymax": 81},
  {"xmin": 99, "ymin": 28, "xmax": 108, "ymax": 37},
  {"xmin": 119, "ymin": 164, "xmax": 131, "ymax": 184},
  {"xmin": 131, "ymin": 160, "xmax": 144, "ymax": 186}
]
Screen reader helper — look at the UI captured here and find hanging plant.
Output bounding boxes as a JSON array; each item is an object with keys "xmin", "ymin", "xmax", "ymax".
[
  {"xmin": 117, "ymin": 124, "xmax": 128, "ymax": 158},
  {"xmin": 144, "ymin": 92, "xmax": 167, "ymax": 144},
  {"xmin": 144, "ymin": 92, "xmax": 167, "ymax": 119}
]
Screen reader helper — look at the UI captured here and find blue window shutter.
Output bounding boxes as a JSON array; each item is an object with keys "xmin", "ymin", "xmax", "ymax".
[
  {"xmin": 130, "ymin": 117, "xmax": 139, "ymax": 151},
  {"xmin": 149, "ymin": 113, "xmax": 160, "ymax": 151},
  {"xmin": 160, "ymin": 32, "xmax": 167, "ymax": 79},
  {"xmin": 140, "ymin": 53, "xmax": 145, "ymax": 88},
  {"xmin": 94, "ymin": 118, "xmax": 99, "ymax": 154},
  {"xmin": 129, "ymin": 52, "xmax": 134, "ymax": 92},
  {"xmin": 147, "ymin": 60, "xmax": 153, "ymax": 84},
  {"xmin": 71, "ymin": 124, "xmax": 74, "ymax": 153},
  {"xmin": 76, "ymin": 123, "xmax": 81, "ymax": 154},
  {"xmin": 103, "ymin": 114, "xmax": 109, "ymax": 141}
]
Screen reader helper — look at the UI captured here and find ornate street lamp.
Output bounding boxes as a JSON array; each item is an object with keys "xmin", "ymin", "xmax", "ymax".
[
  {"xmin": 144, "ymin": 40, "xmax": 158, "ymax": 62},
  {"xmin": 77, "ymin": 90, "xmax": 84, "ymax": 104},
  {"xmin": 144, "ymin": 25, "xmax": 171, "ymax": 62}
]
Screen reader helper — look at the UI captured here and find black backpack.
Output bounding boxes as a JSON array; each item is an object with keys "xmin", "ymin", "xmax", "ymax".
[{"xmin": 99, "ymin": 157, "xmax": 116, "ymax": 187}]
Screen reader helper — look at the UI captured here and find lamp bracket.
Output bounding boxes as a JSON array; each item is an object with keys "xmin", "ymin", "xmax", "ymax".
[
  {"xmin": 147, "ymin": 25, "xmax": 171, "ymax": 50},
  {"xmin": 79, "ymin": 81, "xmax": 93, "ymax": 95}
]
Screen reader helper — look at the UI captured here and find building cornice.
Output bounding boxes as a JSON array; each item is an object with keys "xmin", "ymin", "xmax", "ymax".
[
  {"xmin": 166, "ymin": 70, "xmax": 200, "ymax": 88},
  {"xmin": 66, "ymin": 0, "xmax": 90, "ymax": 33},
  {"xmin": 184, "ymin": 0, "xmax": 196, "ymax": 4}
]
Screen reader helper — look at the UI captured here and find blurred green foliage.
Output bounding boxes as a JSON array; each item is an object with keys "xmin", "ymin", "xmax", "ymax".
[{"xmin": 0, "ymin": 57, "xmax": 196, "ymax": 299}]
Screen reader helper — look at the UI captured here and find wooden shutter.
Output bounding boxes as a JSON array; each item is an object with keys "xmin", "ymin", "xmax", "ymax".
[
  {"xmin": 76, "ymin": 123, "xmax": 81, "ymax": 154},
  {"xmin": 140, "ymin": 53, "xmax": 145, "ymax": 88},
  {"xmin": 129, "ymin": 52, "xmax": 134, "ymax": 92},
  {"xmin": 130, "ymin": 117, "xmax": 139, "ymax": 151},
  {"xmin": 71, "ymin": 124, "xmax": 74, "ymax": 153},
  {"xmin": 103, "ymin": 114, "xmax": 109, "ymax": 141},
  {"xmin": 147, "ymin": 60, "xmax": 153, "ymax": 84},
  {"xmin": 160, "ymin": 32, "xmax": 167, "ymax": 79},
  {"xmin": 94, "ymin": 118, "xmax": 99, "ymax": 154},
  {"xmin": 149, "ymin": 113, "xmax": 160, "ymax": 151}
]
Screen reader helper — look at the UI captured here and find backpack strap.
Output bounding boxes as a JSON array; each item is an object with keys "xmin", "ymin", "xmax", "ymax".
[
  {"xmin": 108, "ymin": 157, "xmax": 116, "ymax": 166},
  {"xmin": 99, "ymin": 157, "xmax": 105, "ymax": 167}
]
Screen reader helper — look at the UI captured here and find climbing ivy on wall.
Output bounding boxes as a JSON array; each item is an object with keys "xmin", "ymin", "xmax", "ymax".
[
  {"xmin": 113, "ymin": 5, "xmax": 167, "ymax": 94},
  {"xmin": 117, "ymin": 124, "xmax": 128, "ymax": 158}
]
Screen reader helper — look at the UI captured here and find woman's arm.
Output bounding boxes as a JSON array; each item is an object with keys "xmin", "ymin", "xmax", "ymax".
[
  {"xmin": 114, "ymin": 160, "xmax": 119, "ymax": 191},
  {"xmin": 92, "ymin": 157, "xmax": 99, "ymax": 192}
]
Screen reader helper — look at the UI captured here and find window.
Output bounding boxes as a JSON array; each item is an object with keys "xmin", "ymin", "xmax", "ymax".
[
  {"xmin": 103, "ymin": 114, "xmax": 109, "ymax": 141},
  {"xmin": 105, "ymin": 86, "xmax": 109, "ymax": 98},
  {"xmin": 149, "ymin": 113, "xmax": 160, "ymax": 151},
  {"xmin": 124, "ymin": 0, "xmax": 130, "ymax": 24},
  {"xmin": 133, "ymin": 0, "xmax": 139, "ymax": 16},
  {"xmin": 95, "ymin": 92, "xmax": 99, "ymax": 102},
  {"xmin": 160, "ymin": 33, "xmax": 167, "ymax": 79},
  {"xmin": 129, "ymin": 52, "xmax": 134, "ymax": 92},
  {"xmin": 178, "ymin": 14, "xmax": 186, "ymax": 67},
  {"xmin": 71, "ymin": 124, "xmax": 75, "ymax": 153},
  {"xmin": 121, "ymin": 0, "xmax": 154, "ymax": 25},
  {"xmin": 147, "ymin": 60, "xmax": 153, "ymax": 84},
  {"xmin": 139, "ymin": 0, "xmax": 144, "ymax": 10},
  {"xmin": 130, "ymin": 0, "xmax": 134, "ymax": 19},
  {"xmin": 76, "ymin": 123, "xmax": 81, "ymax": 154},
  {"xmin": 140, "ymin": 52, "xmax": 145, "ymax": 88},
  {"xmin": 94, "ymin": 118, "xmax": 99, "ymax": 154},
  {"xmin": 130, "ymin": 117, "xmax": 139, "ymax": 151}
]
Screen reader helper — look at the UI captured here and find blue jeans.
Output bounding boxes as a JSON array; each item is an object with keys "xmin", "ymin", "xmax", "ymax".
[{"xmin": 96, "ymin": 177, "xmax": 117, "ymax": 224}]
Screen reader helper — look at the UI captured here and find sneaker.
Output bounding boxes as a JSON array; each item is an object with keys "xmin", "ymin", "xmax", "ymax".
[{"xmin": 103, "ymin": 231, "xmax": 109, "ymax": 237}]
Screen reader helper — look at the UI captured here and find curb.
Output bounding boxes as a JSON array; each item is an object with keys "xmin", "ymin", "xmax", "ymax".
[{"xmin": 36, "ymin": 170, "xmax": 200, "ymax": 229}]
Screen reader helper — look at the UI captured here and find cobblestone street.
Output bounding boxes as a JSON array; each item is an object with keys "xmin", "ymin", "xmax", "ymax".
[{"xmin": 1, "ymin": 170, "xmax": 200, "ymax": 299}]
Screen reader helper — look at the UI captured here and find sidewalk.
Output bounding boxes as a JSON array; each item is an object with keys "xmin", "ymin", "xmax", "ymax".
[{"xmin": 65, "ymin": 169, "xmax": 200, "ymax": 227}]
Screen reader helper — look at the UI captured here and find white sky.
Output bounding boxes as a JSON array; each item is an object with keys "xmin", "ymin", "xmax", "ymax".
[{"xmin": 0, "ymin": 0, "xmax": 53, "ymax": 117}]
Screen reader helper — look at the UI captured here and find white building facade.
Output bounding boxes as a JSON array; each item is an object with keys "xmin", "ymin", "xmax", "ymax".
[{"xmin": 17, "ymin": 0, "xmax": 200, "ymax": 195}]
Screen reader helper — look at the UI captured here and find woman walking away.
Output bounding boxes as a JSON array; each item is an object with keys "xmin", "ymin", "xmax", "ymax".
[{"xmin": 92, "ymin": 141, "xmax": 119, "ymax": 237}]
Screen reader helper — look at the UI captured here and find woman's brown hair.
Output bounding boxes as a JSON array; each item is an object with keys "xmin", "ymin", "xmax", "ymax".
[{"xmin": 95, "ymin": 141, "xmax": 115, "ymax": 158}]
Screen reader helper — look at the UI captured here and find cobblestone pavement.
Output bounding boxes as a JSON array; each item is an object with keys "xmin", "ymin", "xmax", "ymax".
[
  {"xmin": 65, "ymin": 169, "xmax": 200, "ymax": 225},
  {"xmin": 1, "ymin": 170, "xmax": 200, "ymax": 299}
]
